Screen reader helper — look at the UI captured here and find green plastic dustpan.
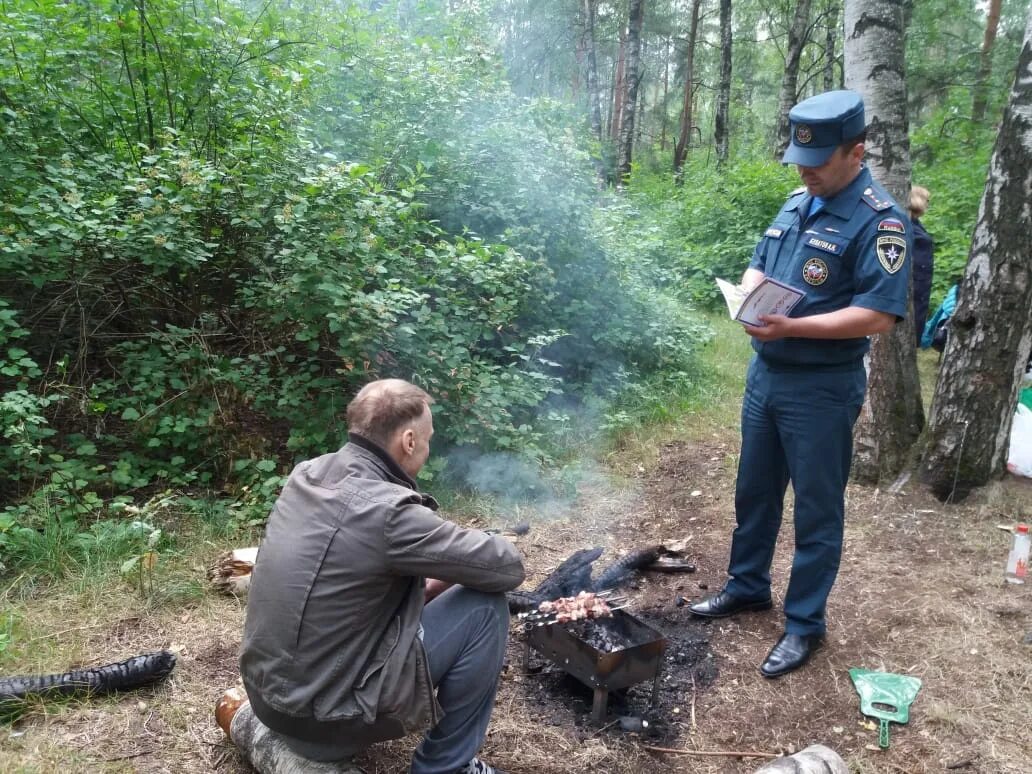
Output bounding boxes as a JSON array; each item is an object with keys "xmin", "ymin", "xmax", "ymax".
[{"xmin": 849, "ymin": 668, "xmax": 922, "ymax": 749}]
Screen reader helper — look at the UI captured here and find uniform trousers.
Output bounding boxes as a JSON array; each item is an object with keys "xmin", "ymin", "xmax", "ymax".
[{"xmin": 725, "ymin": 355, "xmax": 866, "ymax": 636}]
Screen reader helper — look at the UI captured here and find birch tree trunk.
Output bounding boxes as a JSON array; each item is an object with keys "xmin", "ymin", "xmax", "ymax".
[
  {"xmin": 844, "ymin": 0, "xmax": 924, "ymax": 484},
  {"xmin": 714, "ymin": 0, "xmax": 732, "ymax": 166},
  {"xmin": 616, "ymin": 0, "xmax": 645, "ymax": 182},
  {"xmin": 920, "ymin": 10, "xmax": 1032, "ymax": 501},
  {"xmin": 775, "ymin": 0, "xmax": 814, "ymax": 156},
  {"xmin": 673, "ymin": 0, "xmax": 702, "ymax": 177},
  {"xmin": 972, "ymin": 0, "xmax": 1002, "ymax": 123},
  {"xmin": 583, "ymin": 0, "xmax": 603, "ymax": 143}
]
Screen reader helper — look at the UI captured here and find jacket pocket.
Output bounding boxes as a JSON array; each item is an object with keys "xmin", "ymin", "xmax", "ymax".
[
  {"xmin": 292, "ymin": 528, "xmax": 339, "ymax": 650},
  {"xmin": 321, "ymin": 614, "xmax": 403, "ymax": 724},
  {"xmin": 355, "ymin": 615, "xmax": 402, "ymax": 691},
  {"xmin": 761, "ymin": 218, "xmax": 793, "ymax": 268}
]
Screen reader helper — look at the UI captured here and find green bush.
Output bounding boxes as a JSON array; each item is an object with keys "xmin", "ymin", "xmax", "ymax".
[
  {"xmin": 0, "ymin": 0, "xmax": 709, "ymax": 548},
  {"xmin": 911, "ymin": 95, "xmax": 995, "ymax": 307},
  {"xmin": 615, "ymin": 156, "xmax": 798, "ymax": 311}
]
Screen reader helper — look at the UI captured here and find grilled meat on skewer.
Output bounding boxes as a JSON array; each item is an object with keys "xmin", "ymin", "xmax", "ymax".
[{"xmin": 518, "ymin": 590, "xmax": 624, "ymax": 626}]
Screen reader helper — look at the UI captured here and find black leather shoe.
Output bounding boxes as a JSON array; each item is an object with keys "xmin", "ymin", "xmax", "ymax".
[
  {"xmin": 760, "ymin": 633, "xmax": 824, "ymax": 678},
  {"xmin": 688, "ymin": 589, "xmax": 772, "ymax": 618}
]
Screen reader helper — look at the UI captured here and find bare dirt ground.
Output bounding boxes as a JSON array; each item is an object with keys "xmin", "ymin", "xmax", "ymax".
[{"xmin": 3, "ymin": 437, "xmax": 1032, "ymax": 773}]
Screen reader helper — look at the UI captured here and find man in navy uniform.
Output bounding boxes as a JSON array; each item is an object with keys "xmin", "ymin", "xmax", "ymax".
[{"xmin": 689, "ymin": 91, "xmax": 910, "ymax": 677}]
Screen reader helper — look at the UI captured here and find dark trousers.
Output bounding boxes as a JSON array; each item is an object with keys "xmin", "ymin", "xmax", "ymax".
[
  {"xmin": 725, "ymin": 356, "xmax": 866, "ymax": 635},
  {"xmin": 282, "ymin": 587, "xmax": 509, "ymax": 772},
  {"xmin": 410, "ymin": 586, "xmax": 510, "ymax": 774}
]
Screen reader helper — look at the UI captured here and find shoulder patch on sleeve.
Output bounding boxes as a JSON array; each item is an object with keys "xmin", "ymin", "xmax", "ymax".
[
  {"xmin": 876, "ymin": 235, "xmax": 907, "ymax": 274},
  {"xmin": 861, "ymin": 186, "xmax": 892, "ymax": 211}
]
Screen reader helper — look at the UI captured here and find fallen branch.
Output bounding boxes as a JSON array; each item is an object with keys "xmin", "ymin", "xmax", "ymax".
[
  {"xmin": 643, "ymin": 744, "xmax": 778, "ymax": 759},
  {"xmin": 0, "ymin": 651, "xmax": 176, "ymax": 707}
]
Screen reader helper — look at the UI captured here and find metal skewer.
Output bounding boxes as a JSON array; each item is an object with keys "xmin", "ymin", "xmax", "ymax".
[{"xmin": 517, "ymin": 597, "xmax": 628, "ymax": 621}]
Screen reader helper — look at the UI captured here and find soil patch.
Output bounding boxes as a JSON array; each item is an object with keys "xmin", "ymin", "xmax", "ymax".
[{"xmin": 3, "ymin": 438, "xmax": 1031, "ymax": 773}]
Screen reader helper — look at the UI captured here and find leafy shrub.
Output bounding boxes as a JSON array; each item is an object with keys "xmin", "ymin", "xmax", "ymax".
[
  {"xmin": 910, "ymin": 96, "xmax": 995, "ymax": 306},
  {"xmin": 0, "ymin": 0, "xmax": 711, "ymax": 552},
  {"xmin": 615, "ymin": 156, "xmax": 798, "ymax": 311}
]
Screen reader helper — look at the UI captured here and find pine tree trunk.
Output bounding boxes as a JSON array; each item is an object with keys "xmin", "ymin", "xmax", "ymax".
[
  {"xmin": 824, "ymin": 5, "xmax": 838, "ymax": 92},
  {"xmin": 972, "ymin": 0, "xmax": 1002, "ymax": 123},
  {"xmin": 920, "ymin": 11, "xmax": 1032, "ymax": 501},
  {"xmin": 611, "ymin": 27, "xmax": 627, "ymax": 142},
  {"xmin": 617, "ymin": 0, "xmax": 645, "ymax": 182},
  {"xmin": 775, "ymin": 0, "xmax": 814, "ymax": 157},
  {"xmin": 660, "ymin": 34, "xmax": 670, "ymax": 151},
  {"xmin": 714, "ymin": 0, "xmax": 733, "ymax": 166},
  {"xmin": 845, "ymin": 0, "xmax": 924, "ymax": 484},
  {"xmin": 583, "ymin": 0, "xmax": 603, "ymax": 143},
  {"xmin": 673, "ymin": 0, "xmax": 702, "ymax": 177},
  {"xmin": 635, "ymin": 36, "xmax": 648, "ymax": 148}
]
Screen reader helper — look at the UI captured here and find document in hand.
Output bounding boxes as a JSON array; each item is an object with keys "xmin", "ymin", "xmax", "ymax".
[{"xmin": 715, "ymin": 277, "xmax": 805, "ymax": 327}]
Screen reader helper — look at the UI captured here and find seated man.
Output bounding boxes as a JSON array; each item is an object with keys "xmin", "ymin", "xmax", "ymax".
[{"xmin": 240, "ymin": 379, "xmax": 526, "ymax": 774}]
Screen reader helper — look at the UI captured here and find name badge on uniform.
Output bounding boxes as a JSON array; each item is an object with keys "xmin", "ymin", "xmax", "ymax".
[
  {"xmin": 804, "ymin": 234, "xmax": 843, "ymax": 255},
  {"xmin": 765, "ymin": 227, "xmax": 784, "ymax": 239},
  {"xmin": 878, "ymin": 218, "xmax": 906, "ymax": 234},
  {"xmin": 876, "ymin": 236, "xmax": 907, "ymax": 274}
]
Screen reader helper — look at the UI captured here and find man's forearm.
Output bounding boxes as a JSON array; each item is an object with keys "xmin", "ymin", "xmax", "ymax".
[
  {"xmin": 747, "ymin": 305, "xmax": 896, "ymax": 343},
  {"xmin": 784, "ymin": 306, "xmax": 895, "ymax": 339}
]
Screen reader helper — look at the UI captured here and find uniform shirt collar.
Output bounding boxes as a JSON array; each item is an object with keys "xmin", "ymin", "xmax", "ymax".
[{"xmin": 786, "ymin": 166, "xmax": 871, "ymax": 221}]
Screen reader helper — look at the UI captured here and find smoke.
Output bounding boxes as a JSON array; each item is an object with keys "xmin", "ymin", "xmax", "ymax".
[{"xmin": 442, "ymin": 443, "xmax": 643, "ymax": 533}]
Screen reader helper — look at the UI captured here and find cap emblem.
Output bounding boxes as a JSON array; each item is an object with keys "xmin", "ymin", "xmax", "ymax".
[{"xmin": 795, "ymin": 124, "xmax": 813, "ymax": 144}]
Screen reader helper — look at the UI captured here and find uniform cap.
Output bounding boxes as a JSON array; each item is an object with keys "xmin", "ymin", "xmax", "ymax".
[{"xmin": 783, "ymin": 90, "xmax": 866, "ymax": 167}]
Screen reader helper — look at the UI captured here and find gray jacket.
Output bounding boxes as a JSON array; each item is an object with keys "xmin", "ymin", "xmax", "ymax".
[{"xmin": 239, "ymin": 434, "xmax": 526, "ymax": 746}]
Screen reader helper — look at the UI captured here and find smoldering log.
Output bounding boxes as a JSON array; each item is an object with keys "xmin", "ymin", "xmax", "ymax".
[
  {"xmin": 507, "ymin": 546, "xmax": 665, "ymax": 613},
  {"xmin": 0, "ymin": 651, "xmax": 176, "ymax": 707},
  {"xmin": 592, "ymin": 546, "xmax": 663, "ymax": 590}
]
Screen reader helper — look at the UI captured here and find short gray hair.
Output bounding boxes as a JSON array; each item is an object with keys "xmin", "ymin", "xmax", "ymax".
[{"xmin": 346, "ymin": 379, "xmax": 433, "ymax": 447}]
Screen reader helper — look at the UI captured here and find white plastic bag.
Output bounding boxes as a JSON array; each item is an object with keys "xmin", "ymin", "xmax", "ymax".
[{"xmin": 1007, "ymin": 404, "xmax": 1032, "ymax": 478}]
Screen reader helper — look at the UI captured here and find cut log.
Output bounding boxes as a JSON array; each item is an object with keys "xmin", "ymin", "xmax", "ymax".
[
  {"xmin": 754, "ymin": 744, "xmax": 848, "ymax": 774},
  {"xmin": 506, "ymin": 545, "xmax": 674, "ymax": 612},
  {"xmin": 220, "ymin": 692, "xmax": 365, "ymax": 774},
  {"xmin": 208, "ymin": 547, "xmax": 259, "ymax": 595}
]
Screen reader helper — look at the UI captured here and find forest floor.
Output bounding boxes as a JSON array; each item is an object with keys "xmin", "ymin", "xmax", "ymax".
[{"xmin": 3, "ymin": 339, "xmax": 1031, "ymax": 774}]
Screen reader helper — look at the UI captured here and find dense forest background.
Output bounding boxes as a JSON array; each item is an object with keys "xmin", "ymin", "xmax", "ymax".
[{"xmin": 0, "ymin": 0, "xmax": 1026, "ymax": 572}]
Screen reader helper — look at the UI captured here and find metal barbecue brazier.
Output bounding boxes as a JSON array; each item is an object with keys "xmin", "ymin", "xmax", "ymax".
[{"xmin": 524, "ymin": 609, "xmax": 668, "ymax": 724}]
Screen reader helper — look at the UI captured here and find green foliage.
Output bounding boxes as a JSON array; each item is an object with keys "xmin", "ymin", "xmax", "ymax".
[
  {"xmin": 0, "ymin": 491, "xmax": 168, "ymax": 581},
  {"xmin": 910, "ymin": 96, "xmax": 996, "ymax": 306},
  {"xmin": 616, "ymin": 155, "xmax": 798, "ymax": 310},
  {"xmin": 0, "ymin": 0, "xmax": 709, "ymax": 563}
]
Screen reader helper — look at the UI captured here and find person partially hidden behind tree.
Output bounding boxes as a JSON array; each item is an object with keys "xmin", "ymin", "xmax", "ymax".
[
  {"xmin": 239, "ymin": 379, "xmax": 526, "ymax": 774},
  {"xmin": 689, "ymin": 90, "xmax": 911, "ymax": 678},
  {"xmin": 909, "ymin": 185, "xmax": 935, "ymax": 346}
]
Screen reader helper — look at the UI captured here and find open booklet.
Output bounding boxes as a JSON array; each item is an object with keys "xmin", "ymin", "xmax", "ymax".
[{"xmin": 715, "ymin": 276, "xmax": 805, "ymax": 327}]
